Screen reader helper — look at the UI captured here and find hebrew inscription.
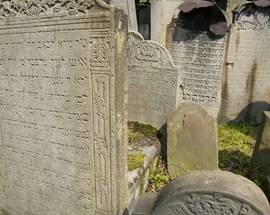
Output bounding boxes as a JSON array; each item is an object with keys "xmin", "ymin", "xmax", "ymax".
[
  {"xmin": 167, "ymin": 22, "xmax": 226, "ymax": 118},
  {"xmin": 128, "ymin": 39, "xmax": 179, "ymax": 129},
  {"xmin": 0, "ymin": 1, "xmax": 128, "ymax": 215}
]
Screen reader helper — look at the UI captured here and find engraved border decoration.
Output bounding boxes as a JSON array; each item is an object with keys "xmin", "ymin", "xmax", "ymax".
[
  {"xmin": 0, "ymin": 0, "xmax": 98, "ymax": 17},
  {"xmin": 152, "ymin": 192, "xmax": 265, "ymax": 215}
]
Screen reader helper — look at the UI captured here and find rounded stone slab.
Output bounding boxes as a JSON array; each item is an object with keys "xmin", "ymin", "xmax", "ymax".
[{"xmin": 151, "ymin": 171, "xmax": 270, "ymax": 215}]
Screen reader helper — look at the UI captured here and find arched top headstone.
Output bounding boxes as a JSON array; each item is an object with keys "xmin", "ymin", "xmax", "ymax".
[
  {"xmin": 129, "ymin": 40, "xmax": 177, "ymax": 73},
  {"xmin": 170, "ymin": 0, "xmax": 229, "ymax": 37},
  {"xmin": 151, "ymin": 171, "xmax": 270, "ymax": 215},
  {"xmin": 128, "ymin": 39, "xmax": 180, "ymax": 129},
  {"xmin": 128, "ymin": 31, "xmax": 144, "ymax": 49}
]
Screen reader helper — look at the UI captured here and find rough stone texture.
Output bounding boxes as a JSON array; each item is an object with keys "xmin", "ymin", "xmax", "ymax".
[
  {"xmin": 252, "ymin": 111, "xmax": 270, "ymax": 175},
  {"xmin": 131, "ymin": 192, "xmax": 159, "ymax": 215},
  {"xmin": 167, "ymin": 18, "xmax": 227, "ymax": 119},
  {"xmin": 151, "ymin": 171, "xmax": 270, "ymax": 215},
  {"xmin": 151, "ymin": 0, "xmax": 185, "ymax": 45},
  {"xmin": 0, "ymin": 1, "xmax": 128, "ymax": 215},
  {"xmin": 167, "ymin": 104, "xmax": 218, "ymax": 176},
  {"xmin": 128, "ymin": 39, "xmax": 179, "ymax": 129},
  {"xmin": 110, "ymin": 0, "xmax": 138, "ymax": 31},
  {"xmin": 221, "ymin": 5, "xmax": 270, "ymax": 125},
  {"xmin": 128, "ymin": 31, "xmax": 144, "ymax": 49}
]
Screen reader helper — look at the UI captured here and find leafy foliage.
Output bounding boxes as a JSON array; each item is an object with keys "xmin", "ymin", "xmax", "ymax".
[{"xmin": 147, "ymin": 159, "xmax": 171, "ymax": 192}]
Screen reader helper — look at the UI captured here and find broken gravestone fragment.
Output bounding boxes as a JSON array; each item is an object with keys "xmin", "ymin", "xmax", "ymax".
[
  {"xmin": 167, "ymin": 103, "xmax": 218, "ymax": 176},
  {"xmin": 151, "ymin": 170, "xmax": 270, "ymax": 215}
]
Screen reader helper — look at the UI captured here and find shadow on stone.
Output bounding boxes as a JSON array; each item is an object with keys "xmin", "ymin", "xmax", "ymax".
[
  {"xmin": 157, "ymin": 123, "xmax": 167, "ymax": 166},
  {"xmin": 229, "ymin": 102, "xmax": 270, "ymax": 126}
]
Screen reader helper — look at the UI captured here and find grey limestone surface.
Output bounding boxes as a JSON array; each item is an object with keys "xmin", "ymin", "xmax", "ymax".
[
  {"xmin": 221, "ymin": 5, "xmax": 270, "ymax": 124},
  {"xmin": 167, "ymin": 22, "xmax": 227, "ymax": 119},
  {"xmin": 0, "ymin": 1, "xmax": 128, "ymax": 215},
  {"xmin": 151, "ymin": 170, "xmax": 270, "ymax": 215},
  {"xmin": 110, "ymin": 0, "xmax": 138, "ymax": 31},
  {"xmin": 128, "ymin": 38, "xmax": 180, "ymax": 129},
  {"xmin": 167, "ymin": 103, "xmax": 218, "ymax": 176}
]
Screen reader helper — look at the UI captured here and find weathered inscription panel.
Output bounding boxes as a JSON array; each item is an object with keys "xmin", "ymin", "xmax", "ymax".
[
  {"xmin": 167, "ymin": 27, "xmax": 226, "ymax": 118},
  {"xmin": 0, "ymin": 1, "xmax": 128, "ymax": 215},
  {"xmin": 221, "ymin": 6, "xmax": 270, "ymax": 124},
  {"xmin": 128, "ymin": 39, "xmax": 179, "ymax": 129}
]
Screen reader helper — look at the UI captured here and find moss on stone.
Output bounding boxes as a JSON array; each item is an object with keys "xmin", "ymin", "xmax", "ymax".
[
  {"xmin": 128, "ymin": 152, "xmax": 145, "ymax": 171},
  {"xmin": 128, "ymin": 121, "xmax": 158, "ymax": 143}
]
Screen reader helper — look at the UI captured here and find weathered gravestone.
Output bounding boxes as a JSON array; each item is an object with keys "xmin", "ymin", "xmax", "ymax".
[
  {"xmin": 252, "ymin": 111, "xmax": 270, "ymax": 176},
  {"xmin": 151, "ymin": 171, "xmax": 270, "ymax": 215},
  {"xmin": 0, "ymin": 1, "xmax": 128, "ymax": 215},
  {"xmin": 128, "ymin": 37, "xmax": 179, "ymax": 129},
  {"xmin": 131, "ymin": 171, "xmax": 270, "ymax": 215},
  {"xmin": 167, "ymin": 7, "xmax": 227, "ymax": 119},
  {"xmin": 128, "ymin": 31, "xmax": 144, "ymax": 48},
  {"xmin": 167, "ymin": 103, "xmax": 218, "ymax": 176},
  {"xmin": 221, "ymin": 3, "xmax": 270, "ymax": 125}
]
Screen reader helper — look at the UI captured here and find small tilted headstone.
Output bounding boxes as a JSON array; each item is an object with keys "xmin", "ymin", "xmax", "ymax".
[
  {"xmin": 167, "ymin": 103, "xmax": 218, "ymax": 176},
  {"xmin": 151, "ymin": 171, "xmax": 270, "ymax": 215}
]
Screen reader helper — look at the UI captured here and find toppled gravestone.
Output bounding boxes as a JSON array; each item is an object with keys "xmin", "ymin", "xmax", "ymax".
[
  {"xmin": 167, "ymin": 103, "xmax": 218, "ymax": 176},
  {"xmin": 0, "ymin": 1, "xmax": 128, "ymax": 215},
  {"xmin": 252, "ymin": 111, "xmax": 270, "ymax": 176},
  {"xmin": 132, "ymin": 171, "xmax": 270, "ymax": 215}
]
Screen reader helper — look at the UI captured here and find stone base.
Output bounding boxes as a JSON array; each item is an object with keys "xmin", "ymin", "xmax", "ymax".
[
  {"xmin": 131, "ymin": 192, "xmax": 158, "ymax": 215},
  {"xmin": 127, "ymin": 136, "xmax": 160, "ymax": 213}
]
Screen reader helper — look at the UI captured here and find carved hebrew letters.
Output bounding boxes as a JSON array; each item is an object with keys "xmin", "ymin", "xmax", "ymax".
[
  {"xmin": 128, "ymin": 38, "xmax": 179, "ymax": 129},
  {"xmin": 167, "ymin": 23, "xmax": 226, "ymax": 118},
  {"xmin": 0, "ymin": 2, "xmax": 128, "ymax": 215}
]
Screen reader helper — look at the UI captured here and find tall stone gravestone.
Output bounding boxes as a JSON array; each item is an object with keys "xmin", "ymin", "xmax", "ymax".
[
  {"xmin": 221, "ymin": 4, "xmax": 270, "ymax": 124},
  {"xmin": 0, "ymin": 1, "xmax": 128, "ymax": 215},
  {"xmin": 167, "ymin": 9, "xmax": 227, "ymax": 119},
  {"xmin": 128, "ymin": 35, "xmax": 179, "ymax": 129},
  {"xmin": 167, "ymin": 104, "xmax": 218, "ymax": 176}
]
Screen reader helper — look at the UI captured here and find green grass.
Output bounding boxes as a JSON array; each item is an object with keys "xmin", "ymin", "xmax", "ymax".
[
  {"xmin": 218, "ymin": 123, "xmax": 255, "ymax": 175},
  {"xmin": 147, "ymin": 159, "xmax": 171, "ymax": 192}
]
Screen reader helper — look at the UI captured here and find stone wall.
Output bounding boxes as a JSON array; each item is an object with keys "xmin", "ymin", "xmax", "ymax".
[{"xmin": 0, "ymin": 1, "xmax": 128, "ymax": 214}]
